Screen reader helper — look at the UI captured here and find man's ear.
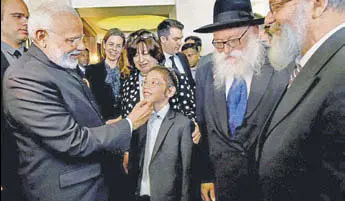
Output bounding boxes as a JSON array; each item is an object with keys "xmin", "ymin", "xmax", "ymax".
[
  {"xmin": 252, "ymin": 25, "xmax": 259, "ymax": 34},
  {"xmin": 312, "ymin": 0, "xmax": 328, "ymax": 19},
  {"xmin": 160, "ymin": 36, "xmax": 167, "ymax": 44},
  {"xmin": 35, "ymin": 30, "xmax": 48, "ymax": 48},
  {"xmin": 166, "ymin": 86, "xmax": 176, "ymax": 98}
]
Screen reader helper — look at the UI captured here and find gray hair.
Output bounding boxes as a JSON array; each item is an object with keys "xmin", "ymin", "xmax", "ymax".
[{"xmin": 28, "ymin": 1, "xmax": 79, "ymax": 41}]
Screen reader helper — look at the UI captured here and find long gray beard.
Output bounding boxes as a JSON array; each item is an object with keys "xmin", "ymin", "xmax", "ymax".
[
  {"xmin": 212, "ymin": 35, "xmax": 266, "ymax": 90},
  {"xmin": 268, "ymin": 1, "xmax": 308, "ymax": 71}
]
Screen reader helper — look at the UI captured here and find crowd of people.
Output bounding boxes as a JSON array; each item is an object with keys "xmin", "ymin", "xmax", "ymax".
[{"xmin": 1, "ymin": 0, "xmax": 344, "ymax": 201}]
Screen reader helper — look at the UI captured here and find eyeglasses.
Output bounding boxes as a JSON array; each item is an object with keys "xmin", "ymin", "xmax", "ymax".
[
  {"xmin": 269, "ymin": 0, "xmax": 294, "ymax": 14},
  {"xmin": 212, "ymin": 26, "xmax": 250, "ymax": 49},
  {"xmin": 47, "ymin": 30, "xmax": 84, "ymax": 46},
  {"xmin": 141, "ymin": 79, "xmax": 173, "ymax": 88}
]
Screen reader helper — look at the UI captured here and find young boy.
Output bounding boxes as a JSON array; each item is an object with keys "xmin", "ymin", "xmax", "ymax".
[{"xmin": 128, "ymin": 66, "xmax": 194, "ymax": 201}]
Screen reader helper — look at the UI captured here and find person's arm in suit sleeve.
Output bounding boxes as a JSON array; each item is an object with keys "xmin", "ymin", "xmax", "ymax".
[
  {"xmin": 176, "ymin": 73, "xmax": 196, "ymax": 119},
  {"xmin": 3, "ymin": 72, "xmax": 148, "ymax": 157},
  {"xmin": 195, "ymin": 65, "xmax": 216, "ymax": 201},
  {"xmin": 180, "ymin": 120, "xmax": 194, "ymax": 201},
  {"xmin": 320, "ymin": 82, "xmax": 345, "ymax": 198}
]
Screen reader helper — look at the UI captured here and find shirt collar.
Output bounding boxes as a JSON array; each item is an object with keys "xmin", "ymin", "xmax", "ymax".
[
  {"xmin": 1, "ymin": 40, "xmax": 25, "ymax": 56},
  {"xmin": 153, "ymin": 104, "xmax": 170, "ymax": 119},
  {"xmin": 78, "ymin": 64, "xmax": 86, "ymax": 72},
  {"xmin": 164, "ymin": 52, "xmax": 174, "ymax": 59},
  {"xmin": 299, "ymin": 22, "xmax": 345, "ymax": 68}
]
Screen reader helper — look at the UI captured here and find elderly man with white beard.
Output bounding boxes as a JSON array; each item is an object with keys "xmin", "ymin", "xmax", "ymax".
[
  {"xmin": 2, "ymin": 2, "xmax": 153, "ymax": 201},
  {"xmin": 256, "ymin": 0, "xmax": 345, "ymax": 200},
  {"xmin": 193, "ymin": 0, "xmax": 289, "ymax": 201}
]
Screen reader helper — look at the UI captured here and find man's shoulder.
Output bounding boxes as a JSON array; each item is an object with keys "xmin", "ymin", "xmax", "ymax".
[
  {"xmin": 171, "ymin": 110, "xmax": 193, "ymax": 128},
  {"xmin": 176, "ymin": 52, "xmax": 187, "ymax": 60},
  {"xmin": 196, "ymin": 58, "xmax": 213, "ymax": 81},
  {"xmin": 86, "ymin": 62, "xmax": 104, "ymax": 73}
]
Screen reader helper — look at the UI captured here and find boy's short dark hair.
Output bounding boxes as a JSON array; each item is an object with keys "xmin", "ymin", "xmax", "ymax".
[{"xmin": 157, "ymin": 19, "xmax": 184, "ymax": 39}]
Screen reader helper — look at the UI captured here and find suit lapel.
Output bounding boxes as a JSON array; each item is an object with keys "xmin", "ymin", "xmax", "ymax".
[
  {"xmin": 67, "ymin": 69, "xmax": 103, "ymax": 120},
  {"xmin": 138, "ymin": 124, "xmax": 148, "ymax": 171},
  {"xmin": 213, "ymin": 85, "xmax": 229, "ymax": 136},
  {"xmin": 177, "ymin": 53, "xmax": 194, "ymax": 85},
  {"xmin": 245, "ymin": 65, "xmax": 273, "ymax": 119},
  {"xmin": 27, "ymin": 45, "xmax": 103, "ymax": 120},
  {"xmin": 266, "ymin": 28, "xmax": 345, "ymax": 136},
  {"xmin": 150, "ymin": 109, "xmax": 175, "ymax": 161},
  {"xmin": 208, "ymin": 69, "xmax": 230, "ymax": 137},
  {"xmin": 1, "ymin": 51, "xmax": 10, "ymax": 78}
]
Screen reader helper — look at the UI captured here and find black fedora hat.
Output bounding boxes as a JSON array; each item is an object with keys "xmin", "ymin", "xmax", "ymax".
[{"xmin": 194, "ymin": 0, "xmax": 264, "ymax": 33}]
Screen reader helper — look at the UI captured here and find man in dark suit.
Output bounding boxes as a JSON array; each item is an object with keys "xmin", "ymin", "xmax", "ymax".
[
  {"xmin": 129, "ymin": 66, "xmax": 194, "ymax": 201},
  {"xmin": 157, "ymin": 19, "xmax": 195, "ymax": 86},
  {"xmin": 1, "ymin": 0, "xmax": 29, "ymax": 200},
  {"xmin": 2, "ymin": 3, "xmax": 152, "ymax": 201},
  {"xmin": 76, "ymin": 48, "xmax": 89, "ymax": 78},
  {"xmin": 256, "ymin": 0, "xmax": 345, "ymax": 200},
  {"xmin": 193, "ymin": 0, "xmax": 289, "ymax": 200}
]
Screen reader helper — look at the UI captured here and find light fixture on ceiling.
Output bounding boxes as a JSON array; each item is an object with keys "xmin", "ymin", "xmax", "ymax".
[{"xmin": 96, "ymin": 15, "xmax": 167, "ymax": 32}]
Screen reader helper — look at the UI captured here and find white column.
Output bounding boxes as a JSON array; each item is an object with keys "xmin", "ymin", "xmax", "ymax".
[{"xmin": 175, "ymin": 0, "xmax": 215, "ymax": 55}]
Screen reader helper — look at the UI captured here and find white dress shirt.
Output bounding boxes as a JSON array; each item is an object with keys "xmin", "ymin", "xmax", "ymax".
[
  {"xmin": 78, "ymin": 64, "xmax": 86, "ymax": 75},
  {"xmin": 140, "ymin": 104, "xmax": 170, "ymax": 196},
  {"xmin": 139, "ymin": 74, "xmax": 145, "ymax": 101}
]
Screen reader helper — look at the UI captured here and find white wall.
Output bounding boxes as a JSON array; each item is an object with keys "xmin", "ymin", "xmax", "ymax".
[
  {"xmin": 175, "ymin": 0, "xmax": 215, "ymax": 55},
  {"xmin": 24, "ymin": 0, "xmax": 269, "ymax": 55},
  {"xmin": 24, "ymin": 0, "xmax": 72, "ymax": 11}
]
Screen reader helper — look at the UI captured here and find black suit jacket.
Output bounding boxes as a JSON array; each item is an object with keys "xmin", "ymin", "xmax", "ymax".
[
  {"xmin": 257, "ymin": 28, "xmax": 345, "ymax": 201},
  {"xmin": 196, "ymin": 59, "xmax": 289, "ymax": 201},
  {"xmin": 176, "ymin": 52, "xmax": 195, "ymax": 87},
  {"xmin": 86, "ymin": 60, "xmax": 122, "ymax": 120},
  {"xmin": 1, "ymin": 50, "xmax": 26, "ymax": 201},
  {"xmin": 2, "ymin": 44, "xmax": 132, "ymax": 201}
]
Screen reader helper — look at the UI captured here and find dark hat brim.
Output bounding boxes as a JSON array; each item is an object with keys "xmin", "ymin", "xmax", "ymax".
[{"xmin": 194, "ymin": 18, "xmax": 264, "ymax": 33}]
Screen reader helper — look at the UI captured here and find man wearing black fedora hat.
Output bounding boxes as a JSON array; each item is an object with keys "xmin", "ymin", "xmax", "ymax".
[{"xmin": 194, "ymin": 0, "xmax": 289, "ymax": 200}]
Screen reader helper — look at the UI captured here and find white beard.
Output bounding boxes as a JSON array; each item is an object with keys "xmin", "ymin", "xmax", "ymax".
[
  {"xmin": 54, "ymin": 49, "xmax": 80, "ymax": 69},
  {"xmin": 268, "ymin": 1, "xmax": 308, "ymax": 71},
  {"xmin": 212, "ymin": 34, "xmax": 266, "ymax": 90}
]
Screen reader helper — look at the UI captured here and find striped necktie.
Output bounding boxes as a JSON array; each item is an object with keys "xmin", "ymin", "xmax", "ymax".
[
  {"xmin": 169, "ymin": 56, "xmax": 179, "ymax": 71},
  {"xmin": 288, "ymin": 64, "xmax": 303, "ymax": 88}
]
